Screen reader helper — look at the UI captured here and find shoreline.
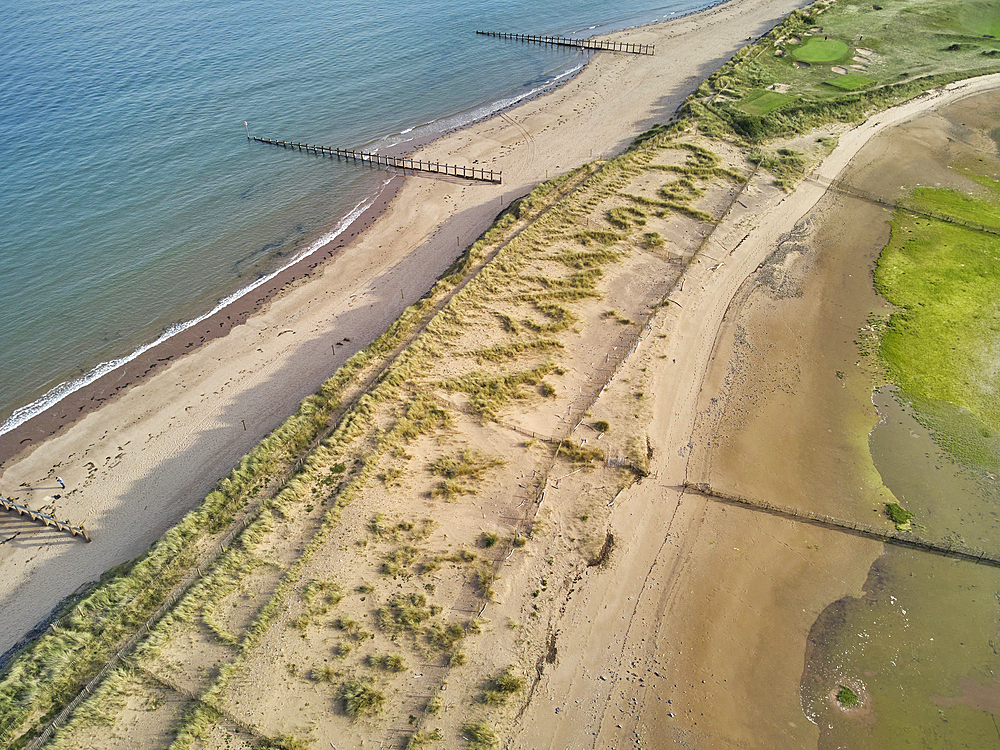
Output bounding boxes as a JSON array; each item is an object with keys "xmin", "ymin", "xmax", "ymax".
[
  {"xmin": 0, "ymin": 46, "xmax": 591, "ymax": 465},
  {"xmin": 0, "ymin": 179, "xmax": 402, "ymax": 467},
  {"xmin": 0, "ymin": 0, "xmax": 816, "ymax": 666},
  {"xmin": 0, "ymin": 0, "xmax": 775, "ymax": 468},
  {"xmin": 0, "ymin": 0, "xmax": 686, "ymax": 463}
]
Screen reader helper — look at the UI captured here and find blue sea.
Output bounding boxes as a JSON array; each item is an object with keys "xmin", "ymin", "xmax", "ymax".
[{"xmin": 0, "ymin": 0, "xmax": 709, "ymax": 437}]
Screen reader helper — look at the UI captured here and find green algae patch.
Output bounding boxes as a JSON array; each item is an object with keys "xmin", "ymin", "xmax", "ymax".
[
  {"xmin": 836, "ymin": 684, "xmax": 861, "ymax": 708},
  {"xmin": 885, "ymin": 502, "xmax": 914, "ymax": 530},
  {"xmin": 874, "ymin": 183, "xmax": 1000, "ymax": 470}
]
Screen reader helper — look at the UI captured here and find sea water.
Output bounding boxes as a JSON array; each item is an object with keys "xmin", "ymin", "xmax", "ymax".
[{"xmin": 0, "ymin": 0, "xmax": 709, "ymax": 437}]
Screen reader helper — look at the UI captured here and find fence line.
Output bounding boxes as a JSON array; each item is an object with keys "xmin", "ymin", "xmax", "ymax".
[
  {"xmin": 684, "ymin": 482, "xmax": 1000, "ymax": 568},
  {"xmin": 810, "ymin": 175, "xmax": 1000, "ymax": 236},
  {"xmin": 21, "ymin": 512, "xmax": 258, "ymax": 750},
  {"xmin": 130, "ymin": 662, "xmax": 265, "ymax": 739}
]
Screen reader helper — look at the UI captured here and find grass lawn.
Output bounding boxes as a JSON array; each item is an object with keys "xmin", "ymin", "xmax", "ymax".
[
  {"xmin": 823, "ymin": 73, "xmax": 872, "ymax": 90},
  {"xmin": 738, "ymin": 89, "xmax": 793, "ymax": 115},
  {"xmin": 956, "ymin": 2, "xmax": 1000, "ymax": 38},
  {"xmin": 790, "ymin": 37, "xmax": 851, "ymax": 63}
]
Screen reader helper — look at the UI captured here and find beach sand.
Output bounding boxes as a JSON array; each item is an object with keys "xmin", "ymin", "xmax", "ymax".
[
  {"xmin": 0, "ymin": 0, "xmax": 816, "ymax": 657},
  {"xmin": 5, "ymin": 1, "xmax": 1000, "ymax": 746}
]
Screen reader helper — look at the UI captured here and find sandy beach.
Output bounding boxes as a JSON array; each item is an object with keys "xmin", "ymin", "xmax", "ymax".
[
  {"xmin": 0, "ymin": 0, "xmax": 816, "ymax": 657},
  {"xmin": 5, "ymin": 0, "xmax": 1000, "ymax": 746}
]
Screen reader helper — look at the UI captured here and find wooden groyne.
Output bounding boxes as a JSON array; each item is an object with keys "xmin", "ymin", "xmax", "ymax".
[
  {"xmin": 476, "ymin": 30, "xmax": 654, "ymax": 56},
  {"xmin": 250, "ymin": 136, "xmax": 502, "ymax": 184},
  {"xmin": 683, "ymin": 482, "xmax": 1000, "ymax": 569},
  {"xmin": 1, "ymin": 496, "xmax": 90, "ymax": 542}
]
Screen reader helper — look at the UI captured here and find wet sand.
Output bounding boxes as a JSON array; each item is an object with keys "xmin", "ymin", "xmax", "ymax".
[{"xmin": 510, "ymin": 76, "xmax": 1000, "ymax": 748}]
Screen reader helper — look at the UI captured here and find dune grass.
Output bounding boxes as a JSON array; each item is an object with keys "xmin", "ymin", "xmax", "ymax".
[
  {"xmin": 463, "ymin": 719, "xmax": 498, "ymax": 749},
  {"xmin": 338, "ymin": 679, "xmax": 385, "ymax": 718}
]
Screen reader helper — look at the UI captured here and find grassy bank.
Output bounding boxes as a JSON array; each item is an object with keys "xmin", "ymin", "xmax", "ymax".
[{"xmin": 673, "ymin": 0, "xmax": 1000, "ymax": 143}]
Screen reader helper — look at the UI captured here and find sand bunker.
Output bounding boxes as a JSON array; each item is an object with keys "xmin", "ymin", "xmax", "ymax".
[
  {"xmin": 832, "ymin": 66, "xmax": 848, "ymax": 74},
  {"xmin": 857, "ymin": 47, "xmax": 874, "ymax": 55}
]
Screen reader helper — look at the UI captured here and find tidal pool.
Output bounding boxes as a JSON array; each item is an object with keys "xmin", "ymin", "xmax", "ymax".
[{"xmin": 801, "ymin": 388, "xmax": 1000, "ymax": 748}]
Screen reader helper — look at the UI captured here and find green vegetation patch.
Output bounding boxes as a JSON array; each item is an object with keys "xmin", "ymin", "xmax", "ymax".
[
  {"xmin": 956, "ymin": 1, "xmax": 1000, "ymax": 37},
  {"xmin": 575, "ymin": 229, "xmax": 625, "ymax": 246},
  {"xmin": 557, "ymin": 440, "xmax": 606, "ymax": 465},
  {"xmin": 377, "ymin": 592, "xmax": 434, "ymax": 633},
  {"xmin": 523, "ymin": 302, "xmax": 577, "ymax": 333},
  {"xmin": 908, "ymin": 183, "xmax": 1000, "ymax": 231},
  {"xmin": 367, "ymin": 652, "xmax": 407, "ymax": 672},
  {"xmin": 463, "ymin": 719, "xmax": 498, "ymax": 749},
  {"xmin": 823, "ymin": 73, "xmax": 872, "ymax": 91},
  {"xmin": 789, "ymin": 37, "xmax": 851, "ymax": 64},
  {"xmin": 750, "ymin": 147, "xmax": 807, "ymax": 191},
  {"xmin": 470, "ymin": 339, "xmax": 563, "ymax": 363},
  {"xmin": 480, "ymin": 666, "xmax": 525, "ymax": 705},
  {"xmin": 682, "ymin": 0, "xmax": 1000, "ymax": 143},
  {"xmin": 738, "ymin": 89, "xmax": 793, "ymax": 115},
  {"xmin": 442, "ymin": 362, "xmax": 557, "ymax": 421},
  {"xmin": 426, "ymin": 620, "xmax": 466, "ymax": 652},
  {"xmin": 874, "ymin": 186, "xmax": 1000, "ymax": 466},
  {"xmin": 338, "ymin": 679, "xmax": 385, "ymax": 718},
  {"xmin": 406, "ymin": 729, "xmax": 443, "ymax": 749},
  {"xmin": 837, "ymin": 684, "xmax": 861, "ymax": 707},
  {"xmin": 885, "ymin": 502, "xmax": 915, "ymax": 530},
  {"xmin": 430, "ymin": 449, "xmax": 506, "ymax": 499}
]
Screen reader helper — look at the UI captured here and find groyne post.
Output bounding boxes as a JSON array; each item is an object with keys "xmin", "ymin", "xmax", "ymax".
[{"xmin": 0, "ymin": 496, "xmax": 90, "ymax": 542}]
